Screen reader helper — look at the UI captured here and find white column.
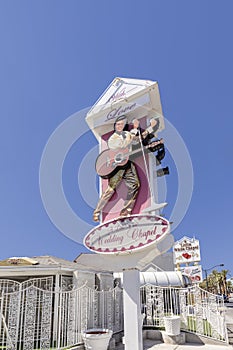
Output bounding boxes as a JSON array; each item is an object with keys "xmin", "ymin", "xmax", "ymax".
[{"xmin": 123, "ymin": 268, "xmax": 143, "ymax": 350}]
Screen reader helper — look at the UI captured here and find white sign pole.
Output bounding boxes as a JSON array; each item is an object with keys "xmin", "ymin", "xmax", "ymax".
[{"xmin": 123, "ymin": 268, "xmax": 143, "ymax": 350}]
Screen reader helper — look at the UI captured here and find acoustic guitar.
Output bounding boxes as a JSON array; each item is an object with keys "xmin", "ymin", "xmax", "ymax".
[{"xmin": 95, "ymin": 139, "xmax": 163, "ymax": 179}]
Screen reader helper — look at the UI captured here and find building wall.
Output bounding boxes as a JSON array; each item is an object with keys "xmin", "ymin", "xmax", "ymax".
[
  {"xmin": 73, "ymin": 270, "xmax": 96, "ymax": 288},
  {"xmin": 144, "ymin": 252, "xmax": 174, "ymax": 271},
  {"xmin": 95, "ymin": 272, "xmax": 114, "ymax": 290}
]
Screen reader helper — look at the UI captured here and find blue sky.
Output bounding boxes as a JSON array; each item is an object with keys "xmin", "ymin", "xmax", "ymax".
[{"xmin": 0, "ymin": 1, "xmax": 232, "ymax": 276}]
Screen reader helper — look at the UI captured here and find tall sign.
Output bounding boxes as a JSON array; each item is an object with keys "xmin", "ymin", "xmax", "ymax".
[
  {"xmin": 83, "ymin": 77, "xmax": 172, "ymax": 350},
  {"xmin": 173, "ymin": 236, "xmax": 202, "ymax": 282},
  {"xmin": 173, "ymin": 236, "xmax": 201, "ymax": 264}
]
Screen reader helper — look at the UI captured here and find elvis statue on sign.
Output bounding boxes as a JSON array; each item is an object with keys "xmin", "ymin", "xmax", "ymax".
[{"xmin": 93, "ymin": 115, "xmax": 164, "ymax": 222}]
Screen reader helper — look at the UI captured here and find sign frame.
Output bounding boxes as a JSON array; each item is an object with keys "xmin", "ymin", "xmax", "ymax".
[{"xmin": 84, "ymin": 214, "xmax": 170, "ymax": 255}]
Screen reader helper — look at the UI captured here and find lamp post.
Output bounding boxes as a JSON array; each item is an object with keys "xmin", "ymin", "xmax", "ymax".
[{"xmin": 203, "ymin": 264, "xmax": 224, "ymax": 292}]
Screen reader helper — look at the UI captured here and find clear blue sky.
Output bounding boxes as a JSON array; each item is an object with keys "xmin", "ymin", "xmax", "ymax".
[{"xmin": 0, "ymin": 1, "xmax": 232, "ymax": 276}]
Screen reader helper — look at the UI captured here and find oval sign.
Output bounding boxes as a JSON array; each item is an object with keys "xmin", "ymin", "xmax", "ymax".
[{"xmin": 83, "ymin": 214, "xmax": 170, "ymax": 255}]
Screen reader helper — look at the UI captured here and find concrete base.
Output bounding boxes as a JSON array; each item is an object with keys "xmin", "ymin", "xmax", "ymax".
[
  {"xmin": 114, "ymin": 329, "xmax": 230, "ymax": 349},
  {"xmin": 162, "ymin": 331, "xmax": 185, "ymax": 345},
  {"xmin": 143, "ymin": 329, "xmax": 185, "ymax": 345},
  {"xmin": 184, "ymin": 331, "xmax": 228, "ymax": 346},
  {"xmin": 144, "ymin": 329, "xmax": 162, "ymax": 341},
  {"xmin": 184, "ymin": 331, "xmax": 205, "ymax": 344},
  {"xmin": 142, "ymin": 329, "xmax": 228, "ymax": 347}
]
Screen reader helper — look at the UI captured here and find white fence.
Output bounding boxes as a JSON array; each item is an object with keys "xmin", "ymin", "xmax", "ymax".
[
  {"xmin": 0, "ymin": 278, "xmax": 123, "ymax": 349},
  {"xmin": 0, "ymin": 278, "xmax": 228, "ymax": 349},
  {"xmin": 140, "ymin": 284, "xmax": 228, "ymax": 343}
]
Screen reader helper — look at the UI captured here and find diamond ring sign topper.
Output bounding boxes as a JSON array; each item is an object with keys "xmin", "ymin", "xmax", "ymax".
[{"xmin": 83, "ymin": 214, "xmax": 170, "ymax": 255}]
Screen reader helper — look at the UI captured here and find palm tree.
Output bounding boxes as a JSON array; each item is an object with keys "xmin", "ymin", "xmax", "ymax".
[
  {"xmin": 201, "ymin": 269, "xmax": 230, "ymax": 295},
  {"xmin": 211, "ymin": 270, "xmax": 222, "ymax": 294},
  {"xmin": 221, "ymin": 269, "xmax": 230, "ymax": 295}
]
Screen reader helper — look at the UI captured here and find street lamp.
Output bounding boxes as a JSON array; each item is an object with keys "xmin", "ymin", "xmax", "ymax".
[{"xmin": 203, "ymin": 264, "xmax": 224, "ymax": 291}]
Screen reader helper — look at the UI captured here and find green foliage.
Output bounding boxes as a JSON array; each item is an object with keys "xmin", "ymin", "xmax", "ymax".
[{"xmin": 201, "ymin": 269, "xmax": 230, "ymax": 295}]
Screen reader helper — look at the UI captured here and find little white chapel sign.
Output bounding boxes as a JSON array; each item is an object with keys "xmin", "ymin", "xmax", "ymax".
[{"xmin": 84, "ymin": 214, "xmax": 170, "ymax": 255}]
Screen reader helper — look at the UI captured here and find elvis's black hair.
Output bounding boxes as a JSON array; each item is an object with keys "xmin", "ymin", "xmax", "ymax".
[{"xmin": 113, "ymin": 115, "xmax": 129, "ymax": 131}]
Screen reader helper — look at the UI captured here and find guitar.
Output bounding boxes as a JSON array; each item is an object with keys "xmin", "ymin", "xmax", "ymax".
[{"xmin": 95, "ymin": 139, "xmax": 164, "ymax": 179}]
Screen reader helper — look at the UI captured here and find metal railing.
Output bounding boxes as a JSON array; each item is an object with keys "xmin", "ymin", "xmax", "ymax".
[
  {"xmin": 0, "ymin": 277, "xmax": 123, "ymax": 349},
  {"xmin": 140, "ymin": 284, "xmax": 228, "ymax": 343},
  {"xmin": 0, "ymin": 277, "xmax": 228, "ymax": 348}
]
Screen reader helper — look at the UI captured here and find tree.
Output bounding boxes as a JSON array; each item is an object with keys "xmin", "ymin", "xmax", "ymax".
[{"xmin": 200, "ymin": 269, "xmax": 230, "ymax": 295}]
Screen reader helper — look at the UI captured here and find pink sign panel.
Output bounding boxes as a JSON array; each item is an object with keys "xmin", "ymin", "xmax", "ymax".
[
  {"xmin": 83, "ymin": 214, "xmax": 170, "ymax": 255},
  {"xmin": 100, "ymin": 117, "xmax": 152, "ymax": 222}
]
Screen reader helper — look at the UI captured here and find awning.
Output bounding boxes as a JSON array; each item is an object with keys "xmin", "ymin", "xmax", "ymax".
[{"xmin": 114, "ymin": 271, "xmax": 192, "ymax": 287}]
